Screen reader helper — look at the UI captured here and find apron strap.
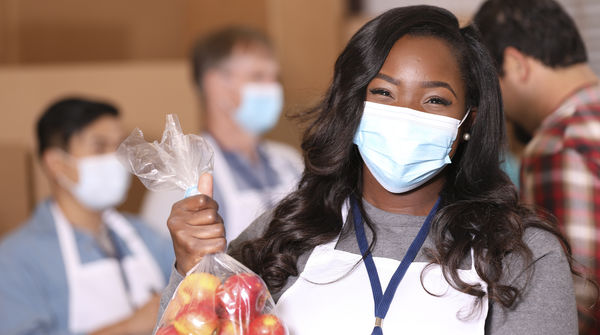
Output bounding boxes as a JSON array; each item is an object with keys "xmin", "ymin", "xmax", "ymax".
[{"xmin": 50, "ymin": 203, "xmax": 81, "ymax": 280}]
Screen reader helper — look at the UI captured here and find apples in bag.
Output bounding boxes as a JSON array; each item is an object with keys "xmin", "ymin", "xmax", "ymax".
[{"xmin": 156, "ymin": 253, "xmax": 287, "ymax": 335}]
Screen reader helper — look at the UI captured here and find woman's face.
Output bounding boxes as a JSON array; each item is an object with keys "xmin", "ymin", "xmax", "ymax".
[{"xmin": 365, "ymin": 34, "xmax": 468, "ymax": 157}]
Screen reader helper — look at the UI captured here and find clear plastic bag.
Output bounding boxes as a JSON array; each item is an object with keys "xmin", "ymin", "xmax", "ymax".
[
  {"xmin": 116, "ymin": 114, "xmax": 213, "ymax": 197},
  {"xmin": 156, "ymin": 253, "xmax": 287, "ymax": 335}
]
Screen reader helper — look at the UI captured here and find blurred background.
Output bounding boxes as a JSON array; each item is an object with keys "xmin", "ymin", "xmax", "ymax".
[{"xmin": 1, "ymin": 0, "xmax": 598, "ymax": 236}]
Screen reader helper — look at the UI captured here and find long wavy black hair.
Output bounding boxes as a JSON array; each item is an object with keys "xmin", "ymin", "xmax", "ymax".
[{"xmin": 235, "ymin": 5, "xmax": 574, "ymax": 309}]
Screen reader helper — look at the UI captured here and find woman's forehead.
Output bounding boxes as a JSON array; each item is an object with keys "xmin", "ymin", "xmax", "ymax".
[{"xmin": 378, "ymin": 35, "xmax": 464, "ymax": 93}]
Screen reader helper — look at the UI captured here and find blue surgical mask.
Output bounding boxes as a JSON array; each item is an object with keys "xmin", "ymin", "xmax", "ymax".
[
  {"xmin": 234, "ymin": 82, "xmax": 284, "ymax": 135},
  {"xmin": 353, "ymin": 101, "xmax": 469, "ymax": 193}
]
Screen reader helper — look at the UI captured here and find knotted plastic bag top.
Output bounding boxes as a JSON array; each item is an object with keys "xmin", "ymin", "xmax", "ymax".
[{"xmin": 117, "ymin": 114, "xmax": 213, "ymax": 197}]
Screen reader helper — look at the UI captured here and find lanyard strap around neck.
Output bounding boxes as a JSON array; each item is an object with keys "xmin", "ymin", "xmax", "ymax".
[{"xmin": 352, "ymin": 196, "xmax": 440, "ymax": 335}]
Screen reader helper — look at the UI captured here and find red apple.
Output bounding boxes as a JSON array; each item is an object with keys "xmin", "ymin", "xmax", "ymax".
[
  {"xmin": 216, "ymin": 273, "xmax": 269, "ymax": 322},
  {"xmin": 218, "ymin": 318, "xmax": 246, "ymax": 335},
  {"xmin": 248, "ymin": 314, "xmax": 286, "ymax": 335},
  {"xmin": 177, "ymin": 272, "xmax": 222, "ymax": 308},
  {"xmin": 156, "ymin": 325, "xmax": 179, "ymax": 335},
  {"xmin": 173, "ymin": 303, "xmax": 220, "ymax": 335}
]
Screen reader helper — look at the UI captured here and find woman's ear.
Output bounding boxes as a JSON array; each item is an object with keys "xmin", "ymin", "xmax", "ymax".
[
  {"xmin": 468, "ymin": 106, "xmax": 478, "ymax": 128},
  {"xmin": 459, "ymin": 106, "xmax": 477, "ymax": 143}
]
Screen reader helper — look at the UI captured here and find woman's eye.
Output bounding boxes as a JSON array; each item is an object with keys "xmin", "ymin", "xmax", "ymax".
[
  {"xmin": 369, "ymin": 88, "xmax": 392, "ymax": 97},
  {"xmin": 426, "ymin": 96, "xmax": 451, "ymax": 106}
]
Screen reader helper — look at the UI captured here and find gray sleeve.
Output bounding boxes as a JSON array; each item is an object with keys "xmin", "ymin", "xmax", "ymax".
[{"xmin": 486, "ymin": 228, "xmax": 578, "ymax": 335}]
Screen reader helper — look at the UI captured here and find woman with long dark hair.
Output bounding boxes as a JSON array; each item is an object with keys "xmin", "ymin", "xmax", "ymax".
[{"xmin": 162, "ymin": 5, "xmax": 578, "ymax": 334}]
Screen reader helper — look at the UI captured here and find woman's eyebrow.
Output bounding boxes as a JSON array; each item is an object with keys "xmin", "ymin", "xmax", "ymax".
[
  {"xmin": 375, "ymin": 73, "xmax": 400, "ymax": 85},
  {"xmin": 374, "ymin": 73, "xmax": 457, "ymax": 98},
  {"xmin": 421, "ymin": 80, "xmax": 457, "ymax": 98}
]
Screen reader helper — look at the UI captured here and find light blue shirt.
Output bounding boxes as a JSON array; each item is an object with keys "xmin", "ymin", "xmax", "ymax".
[
  {"xmin": 500, "ymin": 150, "xmax": 521, "ymax": 189},
  {"xmin": 0, "ymin": 200, "xmax": 174, "ymax": 335}
]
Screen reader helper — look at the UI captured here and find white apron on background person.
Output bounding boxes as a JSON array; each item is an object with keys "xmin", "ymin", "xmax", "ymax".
[
  {"xmin": 51, "ymin": 203, "xmax": 165, "ymax": 333},
  {"xmin": 275, "ymin": 203, "xmax": 488, "ymax": 335},
  {"xmin": 205, "ymin": 135, "xmax": 301, "ymax": 241}
]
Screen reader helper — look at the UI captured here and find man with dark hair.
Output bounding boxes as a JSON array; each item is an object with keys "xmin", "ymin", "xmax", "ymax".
[
  {"xmin": 141, "ymin": 27, "xmax": 303, "ymax": 242},
  {"xmin": 0, "ymin": 97, "xmax": 174, "ymax": 335},
  {"xmin": 474, "ymin": 0, "xmax": 600, "ymax": 332}
]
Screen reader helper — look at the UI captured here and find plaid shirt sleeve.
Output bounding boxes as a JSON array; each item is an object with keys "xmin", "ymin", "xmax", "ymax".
[{"xmin": 520, "ymin": 104, "xmax": 600, "ymax": 334}]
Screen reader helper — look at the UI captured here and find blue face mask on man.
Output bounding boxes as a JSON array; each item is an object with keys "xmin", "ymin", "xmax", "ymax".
[
  {"xmin": 353, "ymin": 101, "xmax": 470, "ymax": 193},
  {"xmin": 234, "ymin": 82, "xmax": 284, "ymax": 135}
]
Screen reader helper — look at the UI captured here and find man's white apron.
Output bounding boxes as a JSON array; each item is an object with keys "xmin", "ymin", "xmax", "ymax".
[{"xmin": 51, "ymin": 204, "xmax": 164, "ymax": 333}]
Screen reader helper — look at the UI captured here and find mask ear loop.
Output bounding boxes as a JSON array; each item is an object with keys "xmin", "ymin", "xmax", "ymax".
[
  {"xmin": 458, "ymin": 108, "xmax": 471, "ymax": 128},
  {"xmin": 458, "ymin": 108, "xmax": 472, "ymax": 142}
]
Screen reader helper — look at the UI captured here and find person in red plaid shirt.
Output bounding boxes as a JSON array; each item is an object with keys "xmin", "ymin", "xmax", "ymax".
[
  {"xmin": 474, "ymin": 0, "xmax": 600, "ymax": 333},
  {"xmin": 474, "ymin": 0, "xmax": 600, "ymax": 334}
]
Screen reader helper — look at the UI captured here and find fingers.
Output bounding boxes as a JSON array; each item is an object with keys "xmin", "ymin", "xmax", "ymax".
[
  {"xmin": 174, "ymin": 237, "xmax": 227, "ymax": 275},
  {"xmin": 172, "ymin": 194, "xmax": 218, "ymax": 213},
  {"xmin": 171, "ymin": 221, "xmax": 225, "ymax": 241},
  {"xmin": 175, "ymin": 236, "xmax": 227, "ymax": 258},
  {"xmin": 168, "ymin": 211, "xmax": 224, "ymax": 246},
  {"xmin": 186, "ymin": 209, "xmax": 221, "ymax": 226},
  {"xmin": 168, "ymin": 203, "xmax": 221, "ymax": 227},
  {"xmin": 188, "ymin": 222, "xmax": 225, "ymax": 239}
]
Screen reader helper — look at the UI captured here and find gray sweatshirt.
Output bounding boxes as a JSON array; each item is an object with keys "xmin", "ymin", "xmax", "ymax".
[{"xmin": 158, "ymin": 199, "xmax": 578, "ymax": 334}]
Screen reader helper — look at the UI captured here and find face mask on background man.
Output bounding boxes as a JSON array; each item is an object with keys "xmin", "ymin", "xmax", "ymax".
[
  {"xmin": 58, "ymin": 152, "xmax": 131, "ymax": 211},
  {"xmin": 234, "ymin": 82, "xmax": 284, "ymax": 135}
]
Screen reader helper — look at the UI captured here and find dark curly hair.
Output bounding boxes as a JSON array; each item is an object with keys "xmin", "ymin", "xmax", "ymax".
[{"xmin": 234, "ymin": 5, "xmax": 575, "ymax": 309}]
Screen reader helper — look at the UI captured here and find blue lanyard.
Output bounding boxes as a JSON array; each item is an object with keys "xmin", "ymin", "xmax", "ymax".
[{"xmin": 351, "ymin": 197, "xmax": 440, "ymax": 335}]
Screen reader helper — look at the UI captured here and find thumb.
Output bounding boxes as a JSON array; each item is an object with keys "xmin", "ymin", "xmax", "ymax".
[{"xmin": 197, "ymin": 173, "xmax": 213, "ymax": 198}]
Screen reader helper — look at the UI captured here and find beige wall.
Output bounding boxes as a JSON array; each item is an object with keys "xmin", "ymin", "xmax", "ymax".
[
  {"xmin": 0, "ymin": 0, "xmax": 188, "ymax": 64},
  {"xmin": 0, "ymin": 142, "xmax": 32, "ymax": 236},
  {"xmin": 0, "ymin": 62, "xmax": 199, "ymax": 146},
  {"xmin": 0, "ymin": 0, "xmax": 284, "ymax": 65},
  {"xmin": 185, "ymin": 0, "xmax": 269, "ymax": 51}
]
